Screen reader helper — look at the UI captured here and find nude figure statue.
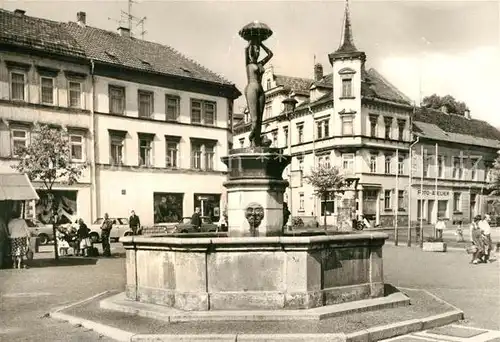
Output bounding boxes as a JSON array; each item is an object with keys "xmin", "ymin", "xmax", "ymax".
[{"xmin": 244, "ymin": 41, "xmax": 273, "ymax": 147}]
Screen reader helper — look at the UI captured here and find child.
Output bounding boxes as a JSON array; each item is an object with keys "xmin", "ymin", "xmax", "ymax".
[{"xmin": 56, "ymin": 230, "xmax": 70, "ymax": 256}]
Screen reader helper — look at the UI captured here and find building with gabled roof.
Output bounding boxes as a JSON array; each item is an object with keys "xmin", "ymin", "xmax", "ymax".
[
  {"xmin": 0, "ymin": 8, "xmax": 241, "ymax": 227},
  {"xmin": 233, "ymin": 1, "xmax": 500, "ymax": 228}
]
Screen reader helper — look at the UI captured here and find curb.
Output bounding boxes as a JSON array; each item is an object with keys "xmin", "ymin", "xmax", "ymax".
[{"xmin": 49, "ymin": 290, "xmax": 464, "ymax": 342}]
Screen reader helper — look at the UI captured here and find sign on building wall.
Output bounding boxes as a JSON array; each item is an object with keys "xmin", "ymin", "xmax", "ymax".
[
  {"xmin": 416, "ymin": 189, "xmax": 450, "ymax": 199},
  {"xmin": 35, "ymin": 190, "xmax": 77, "ymax": 225}
]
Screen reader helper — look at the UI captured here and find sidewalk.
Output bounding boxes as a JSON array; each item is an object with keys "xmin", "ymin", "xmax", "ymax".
[{"xmin": 383, "ymin": 324, "xmax": 500, "ymax": 341}]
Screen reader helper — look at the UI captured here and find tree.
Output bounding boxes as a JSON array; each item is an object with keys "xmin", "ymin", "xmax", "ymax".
[
  {"xmin": 12, "ymin": 124, "xmax": 87, "ymax": 260},
  {"xmin": 305, "ymin": 164, "xmax": 345, "ymax": 229},
  {"xmin": 422, "ymin": 93, "xmax": 469, "ymax": 115}
]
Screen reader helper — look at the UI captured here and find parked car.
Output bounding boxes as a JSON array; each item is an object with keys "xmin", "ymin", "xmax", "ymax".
[
  {"xmin": 26, "ymin": 219, "xmax": 54, "ymax": 245},
  {"xmin": 89, "ymin": 217, "xmax": 134, "ymax": 243},
  {"xmin": 172, "ymin": 217, "xmax": 218, "ymax": 233}
]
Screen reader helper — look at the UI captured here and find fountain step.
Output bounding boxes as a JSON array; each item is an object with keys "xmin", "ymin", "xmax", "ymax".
[{"xmin": 100, "ymin": 290, "xmax": 410, "ymax": 322}]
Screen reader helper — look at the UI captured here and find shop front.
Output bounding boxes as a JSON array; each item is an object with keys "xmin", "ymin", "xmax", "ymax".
[
  {"xmin": 414, "ymin": 188, "xmax": 451, "ymax": 224},
  {"xmin": 193, "ymin": 193, "xmax": 221, "ymax": 222}
]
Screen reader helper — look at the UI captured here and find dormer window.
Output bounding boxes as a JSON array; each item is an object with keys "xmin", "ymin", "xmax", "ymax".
[{"xmin": 342, "ymin": 79, "xmax": 352, "ymax": 97}]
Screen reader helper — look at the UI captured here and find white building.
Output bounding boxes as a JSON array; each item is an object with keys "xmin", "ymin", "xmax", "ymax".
[
  {"xmin": 233, "ymin": 3, "xmax": 500, "ymax": 227},
  {"xmin": 0, "ymin": 9, "xmax": 240, "ymax": 226}
]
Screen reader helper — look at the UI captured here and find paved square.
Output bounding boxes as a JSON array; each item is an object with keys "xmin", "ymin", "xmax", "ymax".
[{"xmin": 427, "ymin": 325, "xmax": 488, "ymax": 338}]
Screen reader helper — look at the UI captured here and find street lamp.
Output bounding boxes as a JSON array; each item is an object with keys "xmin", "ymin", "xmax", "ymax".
[{"xmin": 282, "ymin": 96, "xmax": 297, "ymax": 228}]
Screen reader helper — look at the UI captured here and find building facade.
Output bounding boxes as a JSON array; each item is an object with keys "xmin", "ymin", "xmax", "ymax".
[
  {"xmin": 233, "ymin": 3, "xmax": 500, "ymax": 227},
  {"xmin": 0, "ymin": 9, "xmax": 240, "ymax": 226}
]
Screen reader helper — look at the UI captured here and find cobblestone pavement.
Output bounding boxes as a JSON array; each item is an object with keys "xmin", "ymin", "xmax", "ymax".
[
  {"xmin": 383, "ymin": 324, "xmax": 500, "ymax": 341},
  {"xmin": 1, "ymin": 242, "xmax": 498, "ymax": 341}
]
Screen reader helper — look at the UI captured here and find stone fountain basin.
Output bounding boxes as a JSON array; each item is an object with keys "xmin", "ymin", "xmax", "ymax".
[{"xmin": 120, "ymin": 232, "xmax": 388, "ymax": 312}]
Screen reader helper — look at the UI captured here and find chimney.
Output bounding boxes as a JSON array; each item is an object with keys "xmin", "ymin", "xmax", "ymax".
[
  {"xmin": 440, "ymin": 105, "xmax": 448, "ymax": 114},
  {"xmin": 464, "ymin": 109, "xmax": 471, "ymax": 119},
  {"xmin": 14, "ymin": 9, "xmax": 26, "ymax": 16},
  {"xmin": 314, "ymin": 63, "xmax": 323, "ymax": 82},
  {"xmin": 77, "ymin": 12, "xmax": 86, "ymax": 26},
  {"xmin": 118, "ymin": 27, "xmax": 131, "ymax": 37}
]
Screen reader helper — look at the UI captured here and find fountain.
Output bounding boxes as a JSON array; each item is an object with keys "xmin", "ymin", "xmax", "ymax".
[{"xmin": 111, "ymin": 21, "xmax": 398, "ymax": 319}]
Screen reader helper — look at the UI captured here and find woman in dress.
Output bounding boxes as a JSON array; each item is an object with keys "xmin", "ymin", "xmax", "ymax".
[
  {"xmin": 244, "ymin": 40, "xmax": 273, "ymax": 147},
  {"xmin": 470, "ymin": 215, "xmax": 486, "ymax": 264},
  {"xmin": 7, "ymin": 211, "xmax": 31, "ymax": 269}
]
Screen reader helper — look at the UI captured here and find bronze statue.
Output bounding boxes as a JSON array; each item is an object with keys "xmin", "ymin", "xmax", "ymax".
[{"xmin": 239, "ymin": 22, "xmax": 274, "ymax": 147}]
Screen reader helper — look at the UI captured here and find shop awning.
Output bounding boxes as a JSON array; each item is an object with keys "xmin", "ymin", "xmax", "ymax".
[{"xmin": 0, "ymin": 173, "xmax": 39, "ymax": 201}]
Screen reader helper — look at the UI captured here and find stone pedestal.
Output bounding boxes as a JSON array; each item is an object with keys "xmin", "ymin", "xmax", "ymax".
[
  {"xmin": 221, "ymin": 147, "xmax": 291, "ymax": 237},
  {"xmin": 120, "ymin": 232, "xmax": 388, "ymax": 311}
]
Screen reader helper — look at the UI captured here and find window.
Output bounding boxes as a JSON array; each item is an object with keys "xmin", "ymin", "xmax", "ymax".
[
  {"xmin": 10, "ymin": 72, "xmax": 26, "ymax": 101},
  {"xmin": 341, "ymin": 116, "xmax": 353, "ymax": 136},
  {"xmin": 266, "ymin": 79, "xmax": 271, "ymax": 90},
  {"xmin": 438, "ymin": 200, "xmax": 448, "ymax": 219},
  {"xmin": 384, "ymin": 117, "xmax": 392, "ymax": 139},
  {"xmin": 470, "ymin": 158, "xmax": 478, "ymax": 180},
  {"xmin": 316, "ymin": 119, "xmax": 329, "ymax": 139},
  {"xmin": 191, "ymin": 99, "xmax": 216, "ymax": 125},
  {"xmin": 321, "ymin": 192, "xmax": 335, "ymax": 216},
  {"xmin": 452, "ymin": 158, "xmax": 460, "ymax": 179},
  {"xmin": 110, "ymin": 135, "xmax": 124, "ymax": 165},
  {"xmin": 265, "ymin": 104, "xmax": 272, "ymax": 119},
  {"xmin": 398, "ymin": 190, "xmax": 405, "ymax": 210},
  {"xmin": 384, "ymin": 190, "xmax": 391, "ymax": 210},
  {"xmin": 324, "ymin": 156, "xmax": 331, "ymax": 168},
  {"xmin": 139, "ymin": 136, "xmax": 153, "ymax": 166},
  {"xmin": 423, "ymin": 151, "xmax": 429, "ymax": 177},
  {"xmin": 438, "ymin": 156, "xmax": 444, "ymax": 178},
  {"xmin": 205, "ymin": 145, "xmax": 215, "ymax": 171},
  {"xmin": 109, "ymin": 85, "xmax": 125, "ymax": 114},
  {"xmin": 239, "ymin": 138, "xmax": 244, "ymax": 148},
  {"xmin": 397, "ymin": 119, "xmax": 405, "ymax": 140},
  {"xmin": 138, "ymin": 91, "xmax": 154, "ymax": 118},
  {"xmin": 69, "ymin": 134, "xmax": 84, "ymax": 161},
  {"xmin": 40, "ymin": 77, "xmax": 54, "ymax": 104},
  {"xmin": 298, "ymin": 156, "xmax": 304, "ymax": 186},
  {"xmin": 369, "ymin": 115, "xmax": 378, "ymax": 137},
  {"xmin": 297, "ymin": 124, "xmax": 304, "ymax": 143},
  {"xmin": 342, "ymin": 153, "xmax": 354, "ymax": 173},
  {"xmin": 384, "ymin": 155, "xmax": 392, "ymax": 174},
  {"xmin": 299, "ymin": 192, "xmax": 304, "ymax": 211},
  {"xmin": 341, "ymin": 78, "xmax": 352, "ymax": 97},
  {"xmin": 11, "ymin": 129, "xmax": 28, "ymax": 156},
  {"xmin": 271, "ymin": 131, "xmax": 278, "ymax": 147},
  {"xmin": 369, "ymin": 154, "xmax": 377, "ymax": 173},
  {"xmin": 453, "ymin": 192, "xmax": 461, "ymax": 212},
  {"xmin": 191, "ymin": 143, "xmax": 202, "ymax": 169},
  {"xmin": 283, "ymin": 127, "xmax": 289, "ymax": 146},
  {"xmin": 67, "ymin": 81, "xmax": 81, "ymax": 108},
  {"xmin": 398, "ymin": 155, "xmax": 404, "ymax": 175},
  {"xmin": 165, "ymin": 95, "xmax": 180, "ymax": 121},
  {"xmin": 166, "ymin": 140, "xmax": 179, "ymax": 168}
]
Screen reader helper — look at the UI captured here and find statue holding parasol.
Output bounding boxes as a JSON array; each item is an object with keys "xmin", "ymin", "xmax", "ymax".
[{"xmin": 239, "ymin": 21, "xmax": 274, "ymax": 147}]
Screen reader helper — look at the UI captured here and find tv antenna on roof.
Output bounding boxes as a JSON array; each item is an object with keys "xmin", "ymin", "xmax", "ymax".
[{"xmin": 118, "ymin": 0, "xmax": 147, "ymax": 39}]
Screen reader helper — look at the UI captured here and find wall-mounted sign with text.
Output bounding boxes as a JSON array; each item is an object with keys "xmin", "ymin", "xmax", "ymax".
[{"xmin": 416, "ymin": 189, "xmax": 450, "ymax": 198}]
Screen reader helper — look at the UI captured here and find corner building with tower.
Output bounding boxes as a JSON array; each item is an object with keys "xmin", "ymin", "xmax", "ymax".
[{"xmin": 233, "ymin": 2, "xmax": 500, "ymax": 228}]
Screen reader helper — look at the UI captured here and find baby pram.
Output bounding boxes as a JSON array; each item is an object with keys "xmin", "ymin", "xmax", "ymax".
[{"xmin": 56, "ymin": 226, "xmax": 79, "ymax": 256}]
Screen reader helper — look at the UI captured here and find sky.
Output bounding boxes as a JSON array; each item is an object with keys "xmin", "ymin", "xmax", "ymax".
[{"xmin": 2, "ymin": 0, "xmax": 499, "ymax": 126}]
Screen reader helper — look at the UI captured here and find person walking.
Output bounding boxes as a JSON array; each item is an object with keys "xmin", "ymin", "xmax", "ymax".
[
  {"xmin": 100, "ymin": 213, "xmax": 114, "ymax": 257},
  {"xmin": 470, "ymin": 215, "xmax": 486, "ymax": 264},
  {"xmin": 191, "ymin": 207, "xmax": 202, "ymax": 231},
  {"xmin": 479, "ymin": 215, "xmax": 493, "ymax": 262},
  {"xmin": 76, "ymin": 218, "xmax": 90, "ymax": 256},
  {"xmin": 7, "ymin": 209, "xmax": 31, "ymax": 269},
  {"xmin": 435, "ymin": 218, "xmax": 446, "ymax": 240},
  {"xmin": 129, "ymin": 210, "xmax": 141, "ymax": 235}
]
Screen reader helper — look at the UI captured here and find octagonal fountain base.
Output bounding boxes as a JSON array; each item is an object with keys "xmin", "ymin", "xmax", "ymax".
[{"xmin": 119, "ymin": 232, "xmax": 389, "ymax": 312}]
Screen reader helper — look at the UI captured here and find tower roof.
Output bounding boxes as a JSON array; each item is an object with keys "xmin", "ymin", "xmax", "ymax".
[{"xmin": 329, "ymin": 0, "xmax": 366, "ymax": 64}]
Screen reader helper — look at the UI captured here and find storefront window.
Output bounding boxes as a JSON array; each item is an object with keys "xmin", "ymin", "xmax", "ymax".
[
  {"xmin": 321, "ymin": 192, "xmax": 335, "ymax": 216},
  {"xmin": 437, "ymin": 200, "xmax": 448, "ymax": 219},
  {"xmin": 194, "ymin": 193, "xmax": 221, "ymax": 221},
  {"xmin": 35, "ymin": 190, "xmax": 77, "ymax": 225},
  {"xmin": 153, "ymin": 192, "xmax": 183, "ymax": 223}
]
